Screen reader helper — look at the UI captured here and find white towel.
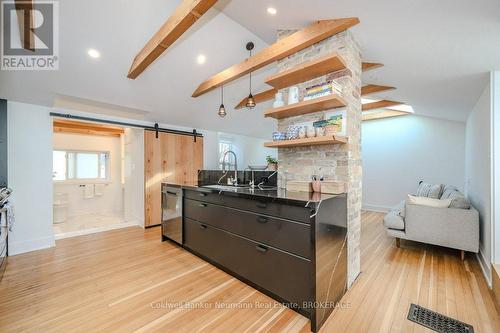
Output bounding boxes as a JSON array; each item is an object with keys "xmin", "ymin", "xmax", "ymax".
[
  {"xmin": 94, "ymin": 184, "xmax": 105, "ymax": 197},
  {"xmin": 83, "ymin": 184, "xmax": 94, "ymax": 199}
]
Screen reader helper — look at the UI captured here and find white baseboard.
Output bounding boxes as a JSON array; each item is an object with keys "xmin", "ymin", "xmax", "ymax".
[
  {"xmin": 9, "ymin": 235, "xmax": 55, "ymax": 256},
  {"xmin": 476, "ymin": 251, "xmax": 492, "ymax": 288},
  {"xmin": 54, "ymin": 222, "xmax": 139, "ymax": 240},
  {"xmin": 362, "ymin": 204, "xmax": 392, "ymax": 213}
]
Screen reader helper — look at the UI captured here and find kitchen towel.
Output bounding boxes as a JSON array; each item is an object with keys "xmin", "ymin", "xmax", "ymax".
[
  {"xmin": 83, "ymin": 184, "xmax": 94, "ymax": 199},
  {"xmin": 94, "ymin": 184, "xmax": 105, "ymax": 197}
]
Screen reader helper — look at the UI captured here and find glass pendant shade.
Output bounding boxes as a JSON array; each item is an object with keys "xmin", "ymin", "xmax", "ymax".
[
  {"xmin": 218, "ymin": 103, "xmax": 226, "ymax": 117},
  {"xmin": 218, "ymin": 85, "xmax": 226, "ymax": 117},
  {"xmin": 246, "ymin": 93, "xmax": 256, "ymax": 108}
]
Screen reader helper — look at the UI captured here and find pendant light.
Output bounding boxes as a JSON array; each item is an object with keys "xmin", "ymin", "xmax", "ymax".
[
  {"xmin": 245, "ymin": 42, "xmax": 256, "ymax": 109},
  {"xmin": 218, "ymin": 85, "xmax": 227, "ymax": 117}
]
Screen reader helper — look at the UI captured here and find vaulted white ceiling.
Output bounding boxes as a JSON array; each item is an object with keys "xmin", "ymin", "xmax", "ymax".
[{"xmin": 1, "ymin": 0, "xmax": 499, "ymax": 138}]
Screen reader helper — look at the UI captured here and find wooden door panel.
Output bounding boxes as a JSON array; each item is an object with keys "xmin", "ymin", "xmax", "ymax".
[{"xmin": 144, "ymin": 131, "xmax": 203, "ymax": 227}]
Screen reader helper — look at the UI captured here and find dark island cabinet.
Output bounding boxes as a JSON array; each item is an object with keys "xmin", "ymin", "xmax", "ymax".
[{"xmin": 180, "ymin": 187, "xmax": 347, "ymax": 333}]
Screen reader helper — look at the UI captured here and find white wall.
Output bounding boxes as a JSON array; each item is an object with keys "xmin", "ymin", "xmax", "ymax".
[
  {"xmin": 466, "ymin": 79, "xmax": 493, "ymax": 281},
  {"xmin": 53, "ymin": 132, "xmax": 123, "ymax": 218},
  {"xmin": 7, "ymin": 102, "xmax": 55, "ymax": 255},
  {"xmin": 362, "ymin": 115, "xmax": 466, "ymax": 211},
  {"xmin": 494, "ymin": 71, "xmax": 500, "ymax": 264},
  {"xmin": 123, "ymin": 128, "xmax": 144, "ymax": 227}
]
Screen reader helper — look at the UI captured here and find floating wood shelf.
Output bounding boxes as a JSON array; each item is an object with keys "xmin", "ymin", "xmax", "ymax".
[
  {"xmin": 264, "ymin": 94, "xmax": 346, "ymax": 119},
  {"xmin": 265, "ymin": 53, "xmax": 348, "ymax": 90},
  {"xmin": 362, "ymin": 110, "xmax": 410, "ymax": 121},
  {"xmin": 361, "ymin": 84, "xmax": 395, "ymax": 96},
  {"xmin": 362, "ymin": 100, "xmax": 403, "ymax": 111},
  {"xmin": 264, "ymin": 135, "xmax": 348, "ymax": 148},
  {"xmin": 362, "ymin": 62, "xmax": 383, "ymax": 72}
]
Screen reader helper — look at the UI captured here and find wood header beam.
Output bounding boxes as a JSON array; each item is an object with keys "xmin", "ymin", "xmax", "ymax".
[
  {"xmin": 361, "ymin": 84, "xmax": 395, "ymax": 96},
  {"xmin": 362, "ymin": 62, "xmax": 383, "ymax": 72},
  {"xmin": 235, "ymin": 88, "xmax": 277, "ymax": 109},
  {"xmin": 362, "ymin": 100, "xmax": 403, "ymax": 111},
  {"xmin": 192, "ymin": 18, "xmax": 360, "ymax": 97},
  {"xmin": 128, "ymin": 0, "xmax": 217, "ymax": 79},
  {"xmin": 53, "ymin": 120, "xmax": 124, "ymax": 137}
]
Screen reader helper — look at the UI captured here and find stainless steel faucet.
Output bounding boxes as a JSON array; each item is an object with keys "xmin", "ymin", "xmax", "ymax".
[{"xmin": 222, "ymin": 150, "xmax": 238, "ymax": 186}]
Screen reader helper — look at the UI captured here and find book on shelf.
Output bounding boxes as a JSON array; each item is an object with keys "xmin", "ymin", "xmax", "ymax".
[{"xmin": 304, "ymin": 81, "xmax": 342, "ymax": 101}]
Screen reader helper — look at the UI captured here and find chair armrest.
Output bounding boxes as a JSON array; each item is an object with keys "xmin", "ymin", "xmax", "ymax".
[{"xmin": 405, "ymin": 203, "xmax": 479, "ymax": 252}]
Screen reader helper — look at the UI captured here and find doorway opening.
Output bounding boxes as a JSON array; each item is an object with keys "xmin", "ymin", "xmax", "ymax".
[{"xmin": 52, "ymin": 119, "xmax": 140, "ymax": 239}]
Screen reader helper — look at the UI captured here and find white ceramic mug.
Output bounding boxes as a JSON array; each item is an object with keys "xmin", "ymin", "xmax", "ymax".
[{"xmin": 288, "ymin": 86, "xmax": 299, "ymax": 104}]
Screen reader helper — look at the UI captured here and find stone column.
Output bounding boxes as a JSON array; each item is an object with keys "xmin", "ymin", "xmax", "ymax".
[{"xmin": 275, "ymin": 30, "xmax": 362, "ymax": 286}]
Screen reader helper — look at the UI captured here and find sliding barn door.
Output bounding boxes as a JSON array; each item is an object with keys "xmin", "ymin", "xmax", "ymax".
[{"xmin": 144, "ymin": 130, "xmax": 203, "ymax": 227}]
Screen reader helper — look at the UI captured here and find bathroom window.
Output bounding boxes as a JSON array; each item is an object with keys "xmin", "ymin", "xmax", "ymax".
[
  {"xmin": 53, "ymin": 150, "xmax": 109, "ymax": 182},
  {"xmin": 218, "ymin": 139, "xmax": 235, "ymax": 170}
]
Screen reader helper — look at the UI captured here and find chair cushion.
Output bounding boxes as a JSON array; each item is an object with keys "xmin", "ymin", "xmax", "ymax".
[
  {"xmin": 416, "ymin": 182, "xmax": 443, "ymax": 199},
  {"xmin": 384, "ymin": 211, "xmax": 405, "ymax": 230},
  {"xmin": 440, "ymin": 185, "xmax": 471, "ymax": 209}
]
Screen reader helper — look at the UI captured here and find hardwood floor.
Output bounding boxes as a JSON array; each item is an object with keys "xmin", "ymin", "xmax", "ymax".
[{"xmin": 0, "ymin": 211, "xmax": 498, "ymax": 332}]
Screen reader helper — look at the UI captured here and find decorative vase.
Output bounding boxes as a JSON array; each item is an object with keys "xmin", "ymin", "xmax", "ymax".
[
  {"xmin": 273, "ymin": 92, "xmax": 285, "ymax": 108},
  {"xmin": 299, "ymin": 126, "xmax": 307, "ymax": 139},
  {"xmin": 312, "ymin": 180, "xmax": 322, "ymax": 193},
  {"xmin": 288, "ymin": 86, "xmax": 299, "ymax": 104},
  {"xmin": 267, "ymin": 163, "xmax": 277, "ymax": 171},
  {"xmin": 315, "ymin": 126, "xmax": 325, "ymax": 137},
  {"xmin": 306, "ymin": 127, "xmax": 316, "ymax": 138}
]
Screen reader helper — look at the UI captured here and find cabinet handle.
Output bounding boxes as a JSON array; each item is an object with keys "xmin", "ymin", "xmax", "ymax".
[
  {"xmin": 199, "ymin": 203, "xmax": 207, "ymax": 208},
  {"xmin": 256, "ymin": 202, "xmax": 267, "ymax": 209},
  {"xmin": 256, "ymin": 245, "xmax": 268, "ymax": 253},
  {"xmin": 199, "ymin": 224, "xmax": 208, "ymax": 229},
  {"xmin": 257, "ymin": 216, "xmax": 268, "ymax": 223},
  {"xmin": 199, "ymin": 193, "xmax": 207, "ymax": 197}
]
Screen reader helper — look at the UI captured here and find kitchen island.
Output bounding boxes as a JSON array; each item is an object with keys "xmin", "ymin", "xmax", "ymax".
[{"xmin": 162, "ymin": 183, "xmax": 347, "ymax": 332}]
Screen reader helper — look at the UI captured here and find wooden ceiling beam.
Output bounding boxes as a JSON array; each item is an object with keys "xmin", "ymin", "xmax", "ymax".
[
  {"xmin": 235, "ymin": 88, "xmax": 277, "ymax": 109},
  {"xmin": 14, "ymin": 0, "xmax": 35, "ymax": 51},
  {"xmin": 361, "ymin": 84, "xmax": 395, "ymax": 96},
  {"xmin": 362, "ymin": 62, "xmax": 383, "ymax": 72},
  {"xmin": 127, "ymin": 0, "xmax": 218, "ymax": 79},
  {"xmin": 192, "ymin": 18, "xmax": 360, "ymax": 97},
  {"xmin": 362, "ymin": 100, "xmax": 403, "ymax": 111}
]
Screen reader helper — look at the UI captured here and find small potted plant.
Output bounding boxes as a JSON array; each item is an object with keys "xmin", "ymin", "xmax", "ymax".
[{"xmin": 266, "ymin": 155, "xmax": 278, "ymax": 171}]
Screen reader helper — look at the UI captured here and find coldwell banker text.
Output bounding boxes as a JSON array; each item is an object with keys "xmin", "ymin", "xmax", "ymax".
[{"xmin": 1, "ymin": 1, "xmax": 59, "ymax": 70}]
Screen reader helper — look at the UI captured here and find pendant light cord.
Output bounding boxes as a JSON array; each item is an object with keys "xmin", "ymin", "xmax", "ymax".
[{"xmin": 249, "ymin": 49, "xmax": 252, "ymax": 94}]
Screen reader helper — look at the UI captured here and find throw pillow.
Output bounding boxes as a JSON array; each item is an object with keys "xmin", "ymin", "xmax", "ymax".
[
  {"xmin": 407, "ymin": 194, "xmax": 452, "ymax": 208},
  {"xmin": 440, "ymin": 185, "xmax": 471, "ymax": 209},
  {"xmin": 416, "ymin": 182, "xmax": 443, "ymax": 199}
]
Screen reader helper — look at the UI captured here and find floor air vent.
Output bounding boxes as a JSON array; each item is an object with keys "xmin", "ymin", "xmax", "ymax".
[{"xmin": 407, "ymin": 304, "xmax": 474, "ymax": 333}]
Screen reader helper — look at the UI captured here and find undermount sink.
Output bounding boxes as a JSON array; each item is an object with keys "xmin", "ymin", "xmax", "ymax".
[
  {"xmin": 203, "ymin": 184, "xmax": 250, "ymax": 191},
  {"xmin": 202, "ymin": 184, "xmax": 277, "ymax": 191}
]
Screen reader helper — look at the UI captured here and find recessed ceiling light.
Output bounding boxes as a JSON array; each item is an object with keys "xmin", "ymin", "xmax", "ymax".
[
  {"xmin": 87, "ymin": 49, "xmax": 100, "ymax": 59},
  {"xmin": 197, "ymin": 54, "xmax": 206, "ymax": 65},
  {"xmin": 267, "ymin": 7, "xmax": 277, "ymax": 15}
]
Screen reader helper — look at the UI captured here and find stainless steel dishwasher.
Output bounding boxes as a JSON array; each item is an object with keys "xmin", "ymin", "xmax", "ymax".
[{"xmin": 161, "ymin": 185, "xmax": 183, "ymax": 245}]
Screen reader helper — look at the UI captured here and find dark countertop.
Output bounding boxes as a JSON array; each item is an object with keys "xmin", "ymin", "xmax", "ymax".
[{"xmin": 163, "ymin": 182, "xmax": 344, "ymax": 207}]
